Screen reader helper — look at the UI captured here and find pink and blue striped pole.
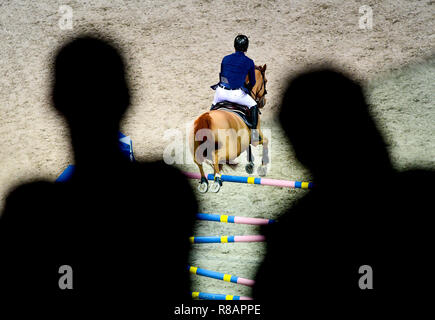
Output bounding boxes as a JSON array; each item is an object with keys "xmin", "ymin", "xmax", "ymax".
[
  {"xmin": 196, "ymin": 213, "xmax": 275, "ymax": 225},
  {"xmin": 183, "ymin": 171, "xmax": 313, "ymax": 189},
  {"xmin": 190, "ymin": 235, "xmax": 265, "ymax": 244},
  {"xmin": 188, "ymin": 265, "xmax": 255, "ymax": 287},
  {"xmin": 192, "ymin": 291, "xmax": 253, "ymax": 300}
]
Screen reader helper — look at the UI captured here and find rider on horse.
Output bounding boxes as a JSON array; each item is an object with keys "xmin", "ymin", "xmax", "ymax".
[{"xmin": 211, "ymin": 34, "xmax": 260, "ymax": 139}]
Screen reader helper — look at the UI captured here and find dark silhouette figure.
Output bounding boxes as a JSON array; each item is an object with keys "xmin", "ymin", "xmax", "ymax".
[
  {"xmin": 253, "ymin": 68, "xmax": 434, "ymax": 317},
  {"xmin": 0, "ymin": 36, "xmax": 197, "ymax": 312}
]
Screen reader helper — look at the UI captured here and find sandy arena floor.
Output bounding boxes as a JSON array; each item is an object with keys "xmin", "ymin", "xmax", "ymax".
[{"xmin": 0, "ymin": 0, "xmax": 434, "ymax": 298}]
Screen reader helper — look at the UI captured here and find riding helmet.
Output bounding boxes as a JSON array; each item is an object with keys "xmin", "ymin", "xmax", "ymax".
[{"xmin": 234, "ymin": 35, "xmax": 249, "ymax": 52}]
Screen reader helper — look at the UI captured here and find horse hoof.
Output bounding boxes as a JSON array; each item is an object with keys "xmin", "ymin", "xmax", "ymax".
[
  {"xmin": 197, "ymin": 177, "xmax": 209, "ymax": 193},
  {"xmin": 210, "ymin": 181, "xmax": 221, "ymax": 193},
  {"xmin": 198, "ymin": 182, "xmax": 209, "ymax": 193},
  {"xmin": 245, "ymin": 162, "xmax": 254, "ymax": 174},
  {"xmin": 257, "ymin": 165, "xmax": 268, "ymax": 177},
  {"xmin": 210, "ymin": 177, "xmax": 222, "ymax": 193}
]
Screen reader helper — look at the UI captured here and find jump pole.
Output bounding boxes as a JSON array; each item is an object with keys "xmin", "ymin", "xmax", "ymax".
[
  {"xmin": 192, "ymin": 292, "xmax": 253, "ymax": 301},
  {"xmin": 190, "ymin": 235, "xmax": 265, "ymax": 244},
  {"xmin": 183, "ymin": 172, "xmax": 313, "ymax": 189},
  {"xmin": 196, "ymin": 213, "xmax": 275, "ymax": 225},
  {"xmin": 188, "ymin": 265, "xmax": 255, "ymax": 287}
]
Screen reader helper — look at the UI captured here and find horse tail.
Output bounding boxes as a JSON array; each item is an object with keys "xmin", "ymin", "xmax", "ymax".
[
  {"xmin": 193, "ymin": 112, "xmax": 214, "ymax": 162},
  {"xmin": 194, "ymin": 112, "xmax": 212, "ymax": 135}
]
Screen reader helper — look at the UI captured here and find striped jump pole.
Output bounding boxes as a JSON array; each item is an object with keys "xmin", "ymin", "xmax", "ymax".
[
  {"xmin": 196, "ymin": 213, "xmax": 275, "ymax": 225},
  {"xmin": 192, "ymin": 292, "xmax": 253, "ymax": 301},
  {"xmin": 188, "ymin": 265, "xmax": 255, "ymax": 287},
  {"xmin": 190, "ymin": 235, "xmax": 265, "ymax": 244},
  {"xmin": 183, "ymin": 172, "xmax": 313, "ymax": 189}
]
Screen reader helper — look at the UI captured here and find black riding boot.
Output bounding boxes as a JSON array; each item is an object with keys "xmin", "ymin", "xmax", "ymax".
[
  {"xmin": 250, "ymin": 105, "xmax": 259, "ymax": 142},
  {"xmin": 251, "ymin": 105, "xmax": 259, "ymax": 129}
]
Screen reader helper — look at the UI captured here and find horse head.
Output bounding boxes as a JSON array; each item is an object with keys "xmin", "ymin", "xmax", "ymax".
[{"xmin": 252, "ymin": 64, "xmax": 267, "ymax": 108}]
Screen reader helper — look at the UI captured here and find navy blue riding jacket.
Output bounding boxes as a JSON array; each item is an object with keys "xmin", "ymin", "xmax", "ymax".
[{"xmin": 218, "ymin": 51, "xmax": 256, "ymax": 94}]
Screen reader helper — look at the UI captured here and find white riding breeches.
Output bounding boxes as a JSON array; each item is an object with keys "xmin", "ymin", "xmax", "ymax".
[{"xmin": 213, "ymin": 86, "xmax": 257, "ymax": 108}]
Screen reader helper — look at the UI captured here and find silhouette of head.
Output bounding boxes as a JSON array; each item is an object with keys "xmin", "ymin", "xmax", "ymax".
[
  {"xmin": 280, "ymin": 68, "xmax": 390, "ymax": 179},
  {"xmin": 52, "ymin": 36, "xmax": 130, "ymax": 129}
]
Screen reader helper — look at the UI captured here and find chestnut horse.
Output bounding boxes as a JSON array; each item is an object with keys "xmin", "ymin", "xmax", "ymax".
[{"xmin": 189, "ymin": 65, "xmax": 269, "ymax": 193}]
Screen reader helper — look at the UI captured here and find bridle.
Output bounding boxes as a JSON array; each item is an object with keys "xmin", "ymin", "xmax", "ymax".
[{"xmin": 251, "ymin": 66, "xmax": 267, "ymax": 108}]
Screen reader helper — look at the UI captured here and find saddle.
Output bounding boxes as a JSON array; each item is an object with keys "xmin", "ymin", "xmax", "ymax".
[{"xmin": 210, "ymin": 101, "xmax": 259, "ymax": 128}]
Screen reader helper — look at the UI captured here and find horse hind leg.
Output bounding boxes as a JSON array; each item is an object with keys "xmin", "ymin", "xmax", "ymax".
[
  {"xmin": 257, "ymin": 130, "xmax": 269, "ymax": 177},
  {"xmin": 194, "ymin": 160, "xmax": 209, "ymax": 193},
  {"xmin": 209, "ymin": 151, "xmax": 223, "ymax": 193},
  {"xmin": 245, "ymin": 145, "xmax": 255, "ymax": 174}
]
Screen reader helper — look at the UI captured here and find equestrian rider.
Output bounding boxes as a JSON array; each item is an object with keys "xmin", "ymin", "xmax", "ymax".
[{"xmin": 211, "ymin": 35, "xmax": 259, "ymax": 138}]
